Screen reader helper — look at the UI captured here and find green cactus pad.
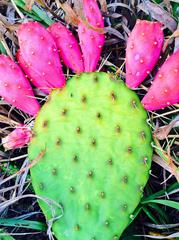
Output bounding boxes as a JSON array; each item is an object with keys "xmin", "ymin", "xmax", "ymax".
[{"xmin": 29, "ymin": 72, "xmax": 153, "ymax": 240}]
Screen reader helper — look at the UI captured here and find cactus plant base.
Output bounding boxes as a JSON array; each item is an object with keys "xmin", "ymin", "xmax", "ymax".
[{"xmin": 28, "ymin": 72, "xmax": 153, "ymax": 240}]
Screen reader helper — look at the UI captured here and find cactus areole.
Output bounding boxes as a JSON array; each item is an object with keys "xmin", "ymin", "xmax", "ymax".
[{"xmin": 29, "ymin": 72, "xmax": 153, "ymax": 240}]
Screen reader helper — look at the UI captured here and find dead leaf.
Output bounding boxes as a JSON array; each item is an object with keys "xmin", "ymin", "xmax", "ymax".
[
  {"xmin": 163, "ymin": 28, "xmax": 179, "ymax": 52},
  {"xmin": 0, "ymin": 115, "xmax": 19, "ymax": 126},
  {"xmin": 25, "ymin": 0, "xmax": 45, "ymax": 10},
  {"xmin": 154, "ymin": 115, "xmax": 179, "ymax": 140},
  {"xmin": 0, "ymin": 1, "xmax": 9, "ymax": 6},
  {"xmin": 25, "ymin": 0, "xmax": 35, "ymax": 10},
  {"xmin": 0, "ymin": 14, "xmax": 19, "ymax": 44},
  {"xmin": 174, "ymin": 23, "xmax": 179, "ymax": 52},
  {"xmin": 73, "ymin": 0, "xmax": 83, "ymax": 17},
  {"xmin": 98, "ymin": 0, "xmax": 107, "ymax": 12},
  {"xmin": 55, "ymin": 0, "xmax": 104, "ymax": 32},
  {"xmin": 138, "ymin": 1, "xmax": 177, "ymax": 32},
  {"xmin": 104, "ymin": 27, "xmax": 125, "ymax": 40},
  {"xmin": 0, "ymin": 34, "xmax": 14, "ymax": 60},
  {"xmin": 55, "ymin": 0, "xmax": 79, "ymax": 26},
  {"xmin": 164, "ymin": 0, "xmax": 172, "ymax": 13},
  {"xmin": 0, "ymin": 150, "xmax": 46, "ymax": 186},
  {"xmin": 107, "ymin": 2, "xmax": 135, "ymax": 16},
  {"xmin": 73, "ymin": 0, "xmax": 104, "ymax": 33},
  {"xmin": 153, "ymin": 154, "xmax": 179, "ymax": 182},
  {"xmin": 62, "ymin": 3, "xmax": 79, "ymax": 26}
]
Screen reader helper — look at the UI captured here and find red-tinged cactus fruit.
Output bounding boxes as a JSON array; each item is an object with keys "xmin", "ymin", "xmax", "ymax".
[
  {"xmin": 0, "ymin": 55, "xmax": 40, "ymax": 116},
  {"xmin": 126, "ymin": 20, "xmax": 164, "ymax": 89},
  {"xmin": 2, "ymin": 124, "xmax": 32, "ymax": 150},
  {"xmin": 142, "ymin": 50, "xmax": 179, "ymax": 110},
  {"xmin": 17, "ymin": 22, "xmax": 66, "ymax": 94},
  {"xmin": 48, "ymin": 22, "xmax": 84, "ymax": 73},
  {"xmin": 78, "ymin": 0, "xmax": 105, "ymax": 72},
  {"xmin": 16, "ymin": 49, "xmax": 48, "ymax": 93},
  {"xmin": 16, "ymin": 49, "xmax": 31, "ymax": 80}
]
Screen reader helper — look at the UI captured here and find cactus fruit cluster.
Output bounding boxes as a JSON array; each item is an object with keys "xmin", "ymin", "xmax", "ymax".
[
  {"xmin": 29, "ymin": 72, "xmax": 153, "ymax": 239},
  {"xmin": 125, "ymin": 20, "xmax": 179, "ymax": 111},
  {"xmin": 0, "ymin": 0, "xmax": 179, "ymax": 239}
]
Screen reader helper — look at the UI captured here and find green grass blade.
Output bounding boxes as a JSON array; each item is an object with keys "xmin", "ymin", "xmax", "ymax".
[
  {"xmin": 148, "ymin": 203, "xmax": 169, "ymax": 223},
  {"xmin": 32, "ymin": 5, "xmax": 54, "ymax": 26},
  {"xmin": 142, "ymin": 200, "xmax": 179, "ymax": 210},
  {"xmin": 13, "ymin": 0, "xmax": 42, "ymax": 20},
  {"xmin": 13, "ymin": 0, "xmax": 54, "ymax": 25},
  {"xmin": 0, "ymin": 229, "xmax": 15, "ymax": 240},
  {"xmin": 0, "ymin": 43, "xmax": 7, "ymax": 55},
  {"xmin": 142, "ymin": 182, "xmax": 179, "ymax": 202},
  {"xmin": 0, "ymin": 218, "xmax": 47, "ymax": 231},
  {"xmin": 142, "ymin": 207, "xmax": 159, "ymax": 224}
]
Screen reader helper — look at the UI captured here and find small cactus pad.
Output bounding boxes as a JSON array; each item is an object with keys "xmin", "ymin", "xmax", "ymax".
[{"xmin": 29, "ymin": 72, "xmax": 153, "ymax": 240}]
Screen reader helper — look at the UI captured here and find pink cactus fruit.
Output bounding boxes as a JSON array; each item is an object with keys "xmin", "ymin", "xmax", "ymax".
[
  {"xmin": 16, "ymin": 49, "xmax": 31, "ymax": 78},
  {"xmin": 126, "ymin": 20, "xmax": 164, "ymax": 88},
  {"xmin": 16, "ymin": 49, "xmax": 49, "ymax": 94},
  {"xmin": 0, "ymin": 54, "xmax": 40, "ymax": 116},
  {"xmin": 78, "ymin": 0, "xmax": 105, "ymax": 72},
  {"xmin": 2, "ymin": 124, "xmax": 32, "ymax": 150},
  {"xmin": 142, "ymin": 50, "xmax": 179, "ymax": 110},
  {"xmin": 17, "ymin": 21, "xmax": 66, "ymax": 94},
  {"xmin": 48, "ymin": 22, "xmax": 84, "ymax": 73}
]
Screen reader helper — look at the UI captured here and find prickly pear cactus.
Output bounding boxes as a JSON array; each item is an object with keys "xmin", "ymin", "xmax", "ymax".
[{"xmin": 29, "ymin": 72, "xmax": 153, "ymax": 239}]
